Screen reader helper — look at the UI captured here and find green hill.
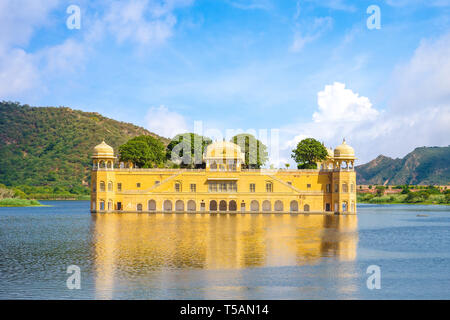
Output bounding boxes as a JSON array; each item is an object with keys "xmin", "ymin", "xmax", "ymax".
[
  {"xmin": 0, "ymin": 101, "xmax": 168, "ymax": 198},
  {"xmin": 356, "ymin": 146, "xmax": 450, "ymax": 185}
]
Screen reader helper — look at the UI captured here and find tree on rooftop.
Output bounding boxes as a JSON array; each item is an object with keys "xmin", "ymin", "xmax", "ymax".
[{"xmin": 291, "ymin": 138, "xmax": 328, "ymax": 169}]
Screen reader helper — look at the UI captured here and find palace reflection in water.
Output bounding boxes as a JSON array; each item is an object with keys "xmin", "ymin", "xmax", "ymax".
[{"xmin": 92, "ymin": 213, "xmax": 357, "ymax": 299}]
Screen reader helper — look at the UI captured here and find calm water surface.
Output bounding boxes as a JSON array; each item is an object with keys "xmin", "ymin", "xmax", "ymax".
[{"xmin": 0, "ymin": 201, "xmax": 449, "ymax": 299}]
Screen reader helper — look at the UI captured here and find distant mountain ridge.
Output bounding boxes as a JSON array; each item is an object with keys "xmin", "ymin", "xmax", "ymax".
[
  {"xmin": 356, "ymin": 146, "xmax": 450, "ymax": 185},
  {"xmin": 0, "ymin": 101, "xmax": 168, "ymax": 189}
]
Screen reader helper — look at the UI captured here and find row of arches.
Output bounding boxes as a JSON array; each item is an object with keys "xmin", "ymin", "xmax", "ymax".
[
  {"xmin": 93, "ymin": 160, "xmax": 114, "ymax": 169},
  {"xmin": 95, "ymin": 199, "xmax": 355, "ymax": 213},
  {"xmin": 134, "ymin": 200, "xmax": 308, "ymax": 212}
]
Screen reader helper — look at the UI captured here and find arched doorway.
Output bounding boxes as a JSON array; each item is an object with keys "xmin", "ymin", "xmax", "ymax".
[
  {"xmin": 250, "ymin": 200, "xmax": 259, "ymax": 212},
  {"xmin": 175, "ymin": 200, "xmax": 184, "ymax": 211},
  {"xmin": 303, "ymin": 204, "xmax": 310, "ymax": 212},
  {"xmin": 290, "ymin": 200, "xmax": 298, "ymax": 212},
  {"xmin": 274, "ymin": 200, "xmax": 283, "ymax": 212},
  {"xmin": 137, "ymin": 203, "xmax": 143, "ymax": 211},
  {"xmin": 342, "ymin": 201, "xmax": 348, "ymax": 212},
  {"xmin": 187, "ymin": 200, "xmax": 196, "ymax": 212},
  {"xmin": 262, "ymin": 200, "xmax": 271, "ymax": 212},
  {"xmin": 210, "ymin": 200, "xmax": 217, "ymax": 211},
  {"xmin": 148, "ymin": 200, "xmax": 156, "ymax": 211},
  {"xmin": 163, "ymin": 200, "xmax": 172, "ymax": 211},
  {"xmin": 219, "ymin": 200, "xmax": 227, "ymax": 211},
  {"xmin": 229, "ymin": 200, "xmax": 237, "ymax": 211}
]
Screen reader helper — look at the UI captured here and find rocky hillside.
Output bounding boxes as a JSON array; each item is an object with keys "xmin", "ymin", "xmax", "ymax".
[
  {"xmin": 356, "ymin": 146, "xmax": 450, "ymax": 185},
  {"xmin": 0, "ymin": 101, "xmax": 168, "ymax": 190}
]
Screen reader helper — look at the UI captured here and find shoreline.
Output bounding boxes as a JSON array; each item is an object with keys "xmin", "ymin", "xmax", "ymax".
[{"xmin": 357, "ymin": 201, "xmax": 450, "ymax": 206}]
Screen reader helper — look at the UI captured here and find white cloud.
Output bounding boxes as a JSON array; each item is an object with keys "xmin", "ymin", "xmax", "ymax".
[
  {"xmin": 227, "ymin": 0, "xmax": 272, "ymax": 10},
  {"xmin": 0, "ymin": 48, "xmax": 38, "ymax": 96},
  {"xmin": 0, "ymin": 0, "xmax": 59, "ymax": 49},
  {"xmin": 282, "ymin": 33, "xmax": 450, "ymax": 165},
  {"xmin": 304, "ymin": 0, "xmax": 356, "ymax": 12},
  {"xmin": 385, "ymin": 0, "xmax": 450, "ymax": 7},
  {"xmin": 103, "ymin": 0, "xmax": 193, "ymax": 46},
  {"xmin": 313, "ymin": 82, "xmax": 378, "ymax": 123},
  {"xmin": 0, "ymin": 0, "xmax": 194, "ymax": 99},
  {"xmin": 39, "ymin": 39, "xmax": 87, "ymax": 74},
  {"xmin": 291, "ymin": 17, "xmax": 333, "ymax": 52},
  {"xmin": 145, "ymin": 105, "xmax": 189, "ymax": 138}
]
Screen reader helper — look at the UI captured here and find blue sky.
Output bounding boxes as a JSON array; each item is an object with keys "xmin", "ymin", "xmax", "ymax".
[{"xmin": 1, "ymin": 0, "xmax": 450, "ymax": 165}]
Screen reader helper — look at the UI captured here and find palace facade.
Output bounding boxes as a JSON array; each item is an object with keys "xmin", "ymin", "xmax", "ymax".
[{"xmin": 90, "ymin": 139, "xmax": 357, "ymax": 214}]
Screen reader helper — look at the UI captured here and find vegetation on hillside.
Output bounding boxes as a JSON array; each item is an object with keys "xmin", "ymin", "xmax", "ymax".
[
  {"xmin": 0, "ymin": 101, "xmax": 168, "ymax": 199},
  {"xmin": 356, "ymin": 146, "xmax": 450, "ymax": 185}
]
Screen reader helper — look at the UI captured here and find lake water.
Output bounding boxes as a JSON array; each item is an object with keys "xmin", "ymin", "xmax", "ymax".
[{"xmin": 0, "ymin": 201, "xmax": 449, "ymax": 299}]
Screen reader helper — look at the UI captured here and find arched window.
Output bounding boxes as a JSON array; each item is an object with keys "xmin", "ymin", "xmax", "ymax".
[
  {"xmin": 107, "ymin": 161, "xmax": 112, "ymax": 169},
  {"xmin": 250, "ymin": 200, "xmax": 259, "ymax": 212},
  {"xmin": 303, "ymin": 204, "xmax": 310, "ymax": 212},
  {"xmin": 108, "ymin": 181, "xmax": 113, "ymax": 191},
  {"xmin": 290, "ymin": 200, "xmax": 298, "ymax": 212},
  {"xmin": 187, "ymin": 200, "xmax": 196, "ymax": 211},
  {"xmin": 274, "ymin": 200, "xmax": 283, "ymax": 212},
  {"xmin": 148, "ymin": 200, "xmax": 156, "ymax": 211},
  {"xmin": 163, "ymin": 200, "xmax": 172, "ymax": 211},
  {"xmin": 262, "ymin": 200, "xmax": 271, "ymax": 211},
  {"xmin": 342, "ymin": 201, "xmax": 348, "ymax": 212},
  {"xmin": 219, "ymin": 200, "xmax": 227, "ymax": 211},
  {"xmin": 100, "ymin": 181, "xmax": 105, "ymax": 192},
  {"xmin": 137, "ymin": 203, "xmax": 143, "ymax": 211},
  {"xmin": 108, "ymin": 200, "xmax": 113, "ymax": 211},
  {"xmin": 175, "ymin": 200, "xmax": 184, "ymax": 211},
  {"xmin": 229, "ymin": 200, "xmax": 237, "ymax": 211},
  {"xmin": 342, "ymin": 183, "xmax": 348, "ymax": 193},
  {"xmin": 209, "ymin": 200, "xmax": 217, "ymax": 211},
  {"xmin": 210, "ymin": 161, "xmax": 217, "ymax": 170},
  {"xmin": 99, "ymin": 160, "xmax": 105, "ymax": 168},
  {"xmin": 100, "ymin": 200, "xmax": 105, "ymax": 211}
]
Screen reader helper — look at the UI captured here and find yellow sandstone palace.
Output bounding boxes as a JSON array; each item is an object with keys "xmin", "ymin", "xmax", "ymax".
[{"xmin": 90, "ymin": 139, "xmax": 357, "ymax": 214}]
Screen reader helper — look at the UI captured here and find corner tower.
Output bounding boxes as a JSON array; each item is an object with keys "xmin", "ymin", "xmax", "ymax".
[
  {"xmin": 331, "ymin": 139, "xmax": 357, "ymax": 214},
  {"xmin": 91, "ymin": 141, "xmax": 116, "ymax": 213}
]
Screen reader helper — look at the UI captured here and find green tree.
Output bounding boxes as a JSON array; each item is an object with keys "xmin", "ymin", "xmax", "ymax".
[
  {"xmin": 291, "ymin": 138, "xmax": 328, "ymax": 169},
  {"xmin": 119, "ymin": 135, "xmax": 166, "ymax": 168},
  {"xmin": 166, "ymin": 133, "xmax": 212, "ymax": 168},
  {"xmin": 230, "ymin": 134, "xmax": 268, "ymax": 169},
  {"xmin": 375, "ymin": 186, "xmax": 386, "ymax": 197}
]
